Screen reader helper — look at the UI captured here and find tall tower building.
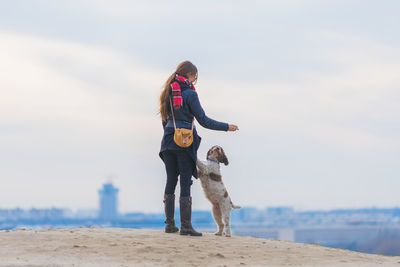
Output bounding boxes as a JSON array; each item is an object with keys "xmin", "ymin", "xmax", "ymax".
[{"xmin": 98, "ymin": 183, "xmax": 119, "ymax": 221}]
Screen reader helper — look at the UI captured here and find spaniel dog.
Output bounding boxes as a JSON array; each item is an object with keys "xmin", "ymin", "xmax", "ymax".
[{"xmin": 196, "ymin": 145, "xmax": 241, "ymax": 237}]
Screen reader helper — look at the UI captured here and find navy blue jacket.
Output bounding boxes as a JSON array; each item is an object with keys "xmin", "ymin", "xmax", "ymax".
[{"xmin": 159, "ymin": 80, "xmax": 229, "ymax": 178}]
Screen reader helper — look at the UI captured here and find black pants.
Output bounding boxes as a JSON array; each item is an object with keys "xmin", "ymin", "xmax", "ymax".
[{"xmin": 162, "ymin": 150, "xmax": 194, "ymax": 197}]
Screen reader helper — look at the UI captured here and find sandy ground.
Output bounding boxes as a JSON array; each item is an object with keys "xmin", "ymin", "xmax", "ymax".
[{"xmin": 0, "ymin": 227, "xmax": 399, "ymax": 266}]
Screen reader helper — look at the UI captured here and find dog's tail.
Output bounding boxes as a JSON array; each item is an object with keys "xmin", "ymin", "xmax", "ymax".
[{"xmin": 230, "ymin": 201, "xmax": 241, "ymax": 209}]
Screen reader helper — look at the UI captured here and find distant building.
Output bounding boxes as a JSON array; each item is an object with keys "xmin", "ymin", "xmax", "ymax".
[
  {"xmin": 266, "ymin": 207, "xmax": 294, "ymax": 216},
  {"xmin": 236, "ymin": 207, "xmax": 265, "ymax": 223},
  {"xmin": 98, "ymin": 183, "xmax": 119, "ymax": 221}
]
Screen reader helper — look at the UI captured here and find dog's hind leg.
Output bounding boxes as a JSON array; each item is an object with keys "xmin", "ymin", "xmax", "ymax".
[
  {"xmin": 212, "ymin": 204, "xmax": 224, "ymax": 236},
  {"xmin": 221, "ymin": 207, "xmax": 232, "ymax": 237}
]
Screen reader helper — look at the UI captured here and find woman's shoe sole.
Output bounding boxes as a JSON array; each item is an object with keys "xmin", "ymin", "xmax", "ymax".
[{"xmin": 180, "ymin": 232, "xmax": 202, "ymax": 236}]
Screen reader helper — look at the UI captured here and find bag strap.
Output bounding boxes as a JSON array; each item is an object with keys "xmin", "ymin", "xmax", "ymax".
[
  {"xmin": 169, "ymin": 97, "xmax": 194, "ymax": 131},
  {"xmin": 169, "ymin": 98, "xmax": 177, "ymax": 130}
]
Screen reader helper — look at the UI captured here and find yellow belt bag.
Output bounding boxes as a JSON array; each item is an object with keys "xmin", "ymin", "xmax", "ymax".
[{"xmin": 170, "ymin": 98, "xmax": 194, "ymax": 148}]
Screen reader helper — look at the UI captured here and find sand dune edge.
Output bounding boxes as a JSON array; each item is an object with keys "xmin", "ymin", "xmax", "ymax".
[{"xmin": 0, "ymin": 227, "xmax": 399, "ymax": 266}]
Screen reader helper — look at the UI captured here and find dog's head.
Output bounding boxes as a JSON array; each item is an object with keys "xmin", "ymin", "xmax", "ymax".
[{"xmin": 207, "ymin": 145, "xmax": 229, "ymax": 166}]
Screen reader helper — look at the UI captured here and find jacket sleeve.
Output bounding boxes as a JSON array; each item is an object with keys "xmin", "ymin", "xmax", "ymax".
[{"xmin": 187, "ymin": 91, "xmax": 229, "ymax": 131}]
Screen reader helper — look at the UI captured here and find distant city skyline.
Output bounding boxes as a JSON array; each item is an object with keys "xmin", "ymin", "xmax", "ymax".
[
  {"xmin": 2, "ymin": 182, "xmax": 399, "ymax": 256},
  {"xmin": 1, "ymin": 194, "xmax": 400, "ymax": 255},
  {"xmin": 1, "ymin": 1, "xmax": 400, "ymax": 212}
]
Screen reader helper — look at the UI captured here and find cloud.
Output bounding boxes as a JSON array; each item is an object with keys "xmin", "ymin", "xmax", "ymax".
[
  {"xmin": 1, "ymin": 0, "xmax": 400, "ymax": 212},
  {"xmin": 0, "ymin": 31, "xmax": 167, "ymax": 211}
]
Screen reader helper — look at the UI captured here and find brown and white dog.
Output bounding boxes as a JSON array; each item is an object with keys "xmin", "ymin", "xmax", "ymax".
[{"xmin": 196, "ymin": 145, "xmax": 241, "ymax": 237}]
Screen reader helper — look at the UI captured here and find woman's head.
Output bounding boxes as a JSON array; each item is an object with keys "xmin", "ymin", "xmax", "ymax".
[
  {"xmin": 175, "ymin": 60, "xmax": 198, "ymax": 83},
  {"xmin": 159, "ymin": 61, "xmax": 198, "ymax": 121}
]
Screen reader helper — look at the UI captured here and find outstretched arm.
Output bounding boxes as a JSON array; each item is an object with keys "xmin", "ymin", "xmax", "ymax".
[{"xmin": 187, "ymin": 91, "xmax": 229, "ymax": 131}]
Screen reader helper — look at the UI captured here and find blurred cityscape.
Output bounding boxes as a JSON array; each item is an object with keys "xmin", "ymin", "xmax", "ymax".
[{"xmin": 1, "ymin": 183, "xmax": 399, "ymax": 256}]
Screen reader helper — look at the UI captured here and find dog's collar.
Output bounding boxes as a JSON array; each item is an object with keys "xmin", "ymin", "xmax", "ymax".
[{"xmin": 207, "ymin": 157, "xmax": 219, "ymax": 164}]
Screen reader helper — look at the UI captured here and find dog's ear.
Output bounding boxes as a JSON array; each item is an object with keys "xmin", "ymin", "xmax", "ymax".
[{"xmin": 219, "ymin": 147, "xmax": 229, "ymax": 166}]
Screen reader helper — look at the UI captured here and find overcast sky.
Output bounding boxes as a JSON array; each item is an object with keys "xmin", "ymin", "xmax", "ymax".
[{"xmin": 1, "ymin": 0, "xmax": 400, "ymax": 213}]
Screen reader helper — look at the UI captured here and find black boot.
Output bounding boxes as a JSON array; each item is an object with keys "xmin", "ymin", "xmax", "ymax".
[
  {"xmin": 164, "ymin": 194, "xmax": 179, "ymax": 233},
  {"xmin": 179, "ymin": 196, "xmax": 202, "ymax": 236}
]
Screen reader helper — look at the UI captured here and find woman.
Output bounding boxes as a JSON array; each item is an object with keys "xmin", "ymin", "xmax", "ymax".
[{"xmin": 159, "ymin": 61, "xmax": 239, "ymax": 236}]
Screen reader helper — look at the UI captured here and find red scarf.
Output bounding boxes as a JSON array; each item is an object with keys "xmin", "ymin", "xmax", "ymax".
[{"xmin": 171, "ymin": 75, "xmax": 196, "ymax": 109}]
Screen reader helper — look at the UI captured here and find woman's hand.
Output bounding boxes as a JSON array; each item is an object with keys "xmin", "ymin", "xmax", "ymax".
[{"xmin": 228, "ymin": 124, "xmax": 239, "ymax": 131}]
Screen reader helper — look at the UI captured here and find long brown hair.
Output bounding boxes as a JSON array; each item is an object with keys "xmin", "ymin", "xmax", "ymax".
[{"xmin": 159, "ymin": 61, "xmax": 198, "ymax": 121}]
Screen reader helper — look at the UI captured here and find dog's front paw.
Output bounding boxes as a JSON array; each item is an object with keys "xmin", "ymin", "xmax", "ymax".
[{"xmin": 214, "ymin": 231, "xmax": 223, "ymax": 236}]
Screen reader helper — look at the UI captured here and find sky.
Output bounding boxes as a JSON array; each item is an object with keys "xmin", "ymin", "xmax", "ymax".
[{"xmin": 1, "ymin": 0, "xmax": 400, "ymax": 213}]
